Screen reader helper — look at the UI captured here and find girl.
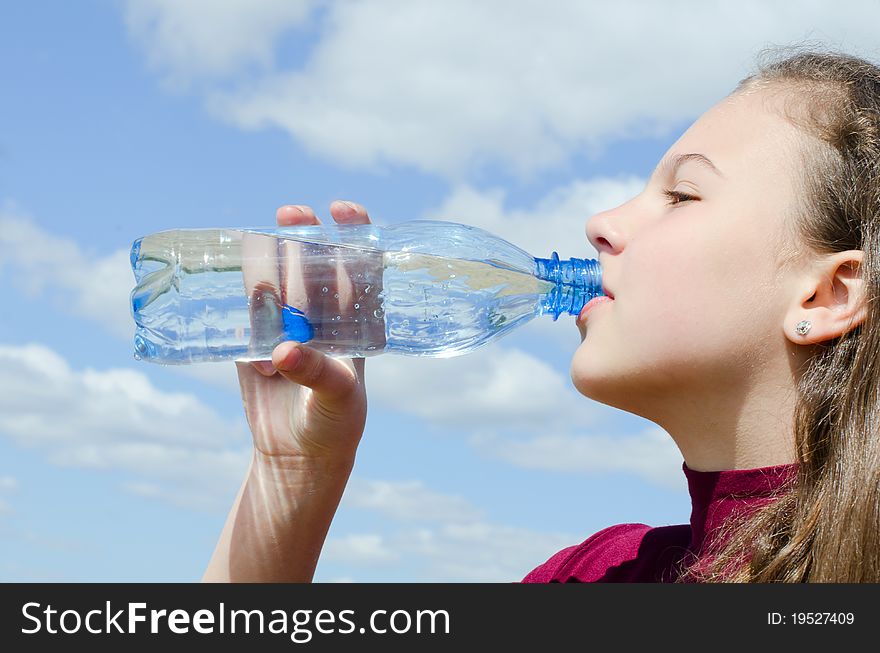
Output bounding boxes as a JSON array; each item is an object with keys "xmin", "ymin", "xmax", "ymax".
[{"xmin": 203, "ymin": 49, "xmax": 880, "ymax": 583}]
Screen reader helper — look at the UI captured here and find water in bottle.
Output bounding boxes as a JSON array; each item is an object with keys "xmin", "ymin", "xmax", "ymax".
[{"xmin": 129, "ymin": 220, "xmax": 603, "ymax": 364}]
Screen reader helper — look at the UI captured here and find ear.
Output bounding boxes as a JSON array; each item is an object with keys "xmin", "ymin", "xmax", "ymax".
[{"xmin": 785, "ymin": 250, "xmax": 867, "ymax": 345}]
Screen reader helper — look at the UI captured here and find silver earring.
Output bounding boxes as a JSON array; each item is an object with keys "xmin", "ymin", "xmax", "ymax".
[{"xmin": 795, "ymin": 320, "xmax": 812, "ymax": 336}]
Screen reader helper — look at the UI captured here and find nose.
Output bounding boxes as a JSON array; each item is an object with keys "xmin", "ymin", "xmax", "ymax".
[{"xmin": 586, "ymin": 206, "xmax": 624, "ymax": 256}]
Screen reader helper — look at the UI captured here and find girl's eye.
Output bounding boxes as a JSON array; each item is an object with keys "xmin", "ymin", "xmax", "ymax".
[{"xmin": 663, "ymin": 189, "xmax": 699, "ymax": 205}]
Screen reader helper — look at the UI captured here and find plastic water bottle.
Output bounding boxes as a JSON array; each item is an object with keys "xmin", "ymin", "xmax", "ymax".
[{"xmin": 129, "ymin": 220, "xmax": 604, "ymax": 364}]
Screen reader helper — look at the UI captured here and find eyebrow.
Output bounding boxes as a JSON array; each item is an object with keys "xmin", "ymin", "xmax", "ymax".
[{"xmin": 654, "ymin": 153, "xmax": 724, "ymax": 180}]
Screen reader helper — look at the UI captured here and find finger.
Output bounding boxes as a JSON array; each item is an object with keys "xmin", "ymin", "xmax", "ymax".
[
  {"xmin": 279, "ymin": 237, "xmax": 315, "ymax": 335},
  {"xmin": 327, "ymin": 201, "xmax": 384, "ymax": 353},
  {"xmin": 329, "ymin": 200, "xmax": 371, "ymax": 224},
  {"xmin": 352, "ymin": 357, "xmax": 365, "ymax": 380},
  {"xmin": 277, "ymin": 204, "xmax": 322, "ymax": 339},
  {"xmin": 251, "ymin": 360, "xmax": 277, "ymax": 376},
  {"xmin": 241, "ymin": 233, "xmax": 284, "ymax": 358},
  {"xmin": 276, "ymin": 204, "xmax": 321, "ymax": 226},
  {"xmin": 272, "ymin": 341, "xmax": 359, "ymax": 401}
]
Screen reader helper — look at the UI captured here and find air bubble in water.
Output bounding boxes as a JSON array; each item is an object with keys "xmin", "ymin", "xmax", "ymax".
[
  {"xmin": 322, "ymin": 287, "xmax": 328, "ymax": 293},
  {"xmin": 334, "ymin": 292, "xmax": 339, "ymax": 299},
  {"xmin": 354, "ymin": 303, "xmax": 360, "ymax": 309},
  {"xmin": 364, "ymin": 284, "xmax": 372, "ymax": 293},
  {"xmin": 373, "ymin": 308, "xmax": 384, "ymax": 318},
  {"xmin": 331, "ymin": 329, "xmax": 338, "ymax": 336}
]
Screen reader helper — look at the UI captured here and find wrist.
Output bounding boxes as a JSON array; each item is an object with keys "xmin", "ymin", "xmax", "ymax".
[
  {"xmin": 206, "ymin": 450, "xmax": 353, "ymax": 583},
  {"xmin": 250, "ymin": 448, "xmax": 355, "ymax": 485}
]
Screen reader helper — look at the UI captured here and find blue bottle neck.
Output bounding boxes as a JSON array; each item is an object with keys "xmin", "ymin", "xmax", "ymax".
[{"xmin": 534, "ymin": 253, "xmax": 603, "ymax": 321}]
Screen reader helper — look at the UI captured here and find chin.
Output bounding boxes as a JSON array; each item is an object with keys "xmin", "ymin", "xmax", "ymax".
[
  {"xmin": 569, "ymin": 346, "xmax": 605, "ymax": 399},
  {"xmin": 569, "ymin": 345, "xmax": 639, "ymax": 412}
]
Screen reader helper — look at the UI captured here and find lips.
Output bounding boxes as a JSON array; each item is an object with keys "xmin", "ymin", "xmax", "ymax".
[
  {"xmin": 577, "ymin": 295, "xmax": 613, "ymax": 326},
  {"xmin": 602, "ymin": 286, "xmax": 615, "ymax": 299}
]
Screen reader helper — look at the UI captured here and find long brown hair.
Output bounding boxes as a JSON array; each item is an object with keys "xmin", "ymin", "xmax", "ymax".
[{"xmin": 681, "ymin": 48, "xmax": 880, "ymax": 582}]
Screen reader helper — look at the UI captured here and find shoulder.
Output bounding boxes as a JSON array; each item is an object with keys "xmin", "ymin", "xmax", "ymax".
[{"xmin": 521, "ymin": 523, "xmax": 691, "ymax": 583}]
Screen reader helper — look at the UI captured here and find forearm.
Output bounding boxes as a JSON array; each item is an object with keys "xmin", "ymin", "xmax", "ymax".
[{"xmin": 202, "ymin": 451, "xmax": 354, "ymax": 582}]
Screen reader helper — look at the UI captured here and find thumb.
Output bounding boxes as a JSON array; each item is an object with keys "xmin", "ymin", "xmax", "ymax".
[{"xmin": 271, "ymin": 341, "xmax": 360, "ymax": 401}]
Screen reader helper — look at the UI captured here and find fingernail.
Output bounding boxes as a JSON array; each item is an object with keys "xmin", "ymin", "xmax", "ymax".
[{"xmin": 342, "ymin": 201, "xmax": 358, "ymax": 211}]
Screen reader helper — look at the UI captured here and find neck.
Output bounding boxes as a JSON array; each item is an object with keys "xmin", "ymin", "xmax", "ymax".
[{"xmin": 651, "ymin": 364, "xmax": 800, "ymax": 473}]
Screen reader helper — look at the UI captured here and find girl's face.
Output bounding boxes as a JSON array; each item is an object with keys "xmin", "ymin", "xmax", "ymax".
[{"xmin": 571, "ymin": 88, "xmax": 809, "ymax": 423}]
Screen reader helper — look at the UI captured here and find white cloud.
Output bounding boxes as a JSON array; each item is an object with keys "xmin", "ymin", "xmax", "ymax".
[
  {"xmin": 323, "ymin": 534, "xmax": 398, "ymax": 565},
  {"xmin": 124, "ymin": 0, "xmax": 321, "ymax": 87},
  {"xmin": 128, "ymin": 0, "xmax": 880, "ymax": 177},
  {"xmin": 0, "ymin": 343, "xmax": 251, "ymax": 511},
  {"xmin": 366, "ymin": 344, "xmax": 604, "ymax": 434},
  {"xmin": 328, "ymin": 478, "xmax": 575, "ymax": 581},
  {"xmin": 0, "ymin": 344, "xmax": 242, "ymax": 449},
  {"xmin": 342, "ymin": 479, "xmax": 482, "ymax": 523},
  {"xmin": 0, "ymin": 210, "xmax": 133, "ymax": 340},
  {"xmin": 472, "ymin": 427, "xmax": 685, "ymax": 490},
  {"xmin": 393, "ymin": 522, "xmax": 574, "ymax": 582},
  {"xmin": 168, "ymin": 361, "xmax": 242, "ymax": 394}
]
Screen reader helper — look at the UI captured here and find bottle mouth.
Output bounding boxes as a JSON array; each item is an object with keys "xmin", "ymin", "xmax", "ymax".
[{"xmin": 535, "ymin": 253, "xmax": 603, "ymax": 320}]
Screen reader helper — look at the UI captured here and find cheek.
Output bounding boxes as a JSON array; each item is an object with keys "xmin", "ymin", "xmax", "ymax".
[
  {"xmin": 623, "ymin": 239, "xmax": 724, "ymax": 338},
  {"xmin": 569, "ymin": 237, "xmax": 768, "ymax": 394},
  {"xmin": 628, "ymin": 243, "xmax": 761, "ymax": 352},
  {"xmin": 622, "ymin": 223, "xmax": 765, "ymax": 335}
]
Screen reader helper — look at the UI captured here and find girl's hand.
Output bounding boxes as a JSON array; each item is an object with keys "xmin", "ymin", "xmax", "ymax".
[{"xmin": 235, "ymin": 201, "xmax": 375, "ymax": 467}]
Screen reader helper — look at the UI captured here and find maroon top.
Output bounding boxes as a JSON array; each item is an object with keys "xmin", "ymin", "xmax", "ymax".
[{"xmin": 522, "ymin": 461, "xmax": 798, "ymax": 582}]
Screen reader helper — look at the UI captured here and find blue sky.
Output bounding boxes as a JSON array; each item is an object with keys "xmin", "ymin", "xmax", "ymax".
[{"xmin": 1, "ymin": 1, "xmax": 877, "ymax": 581}]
